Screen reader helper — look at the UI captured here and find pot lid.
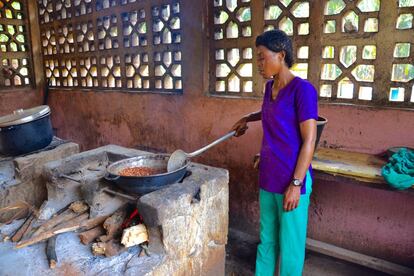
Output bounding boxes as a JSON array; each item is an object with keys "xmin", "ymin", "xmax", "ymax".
[{"xmin": 0, "ymin": 105, "xmax": 50, "ymax": 127}]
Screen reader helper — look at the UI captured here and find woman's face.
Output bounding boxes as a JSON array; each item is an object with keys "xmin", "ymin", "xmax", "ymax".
[{"xmin": 256, "ymin": 45, "xmax": 285, "ymax": 79}]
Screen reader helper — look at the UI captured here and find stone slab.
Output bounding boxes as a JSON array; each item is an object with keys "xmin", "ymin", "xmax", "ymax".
[{"xmin": 0, "ymin": 142, "xmax": 79, "ymax": 222}]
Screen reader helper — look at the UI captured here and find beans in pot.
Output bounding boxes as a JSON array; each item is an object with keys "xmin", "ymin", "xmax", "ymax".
[{"xmin": 118, "ymin": 166, "xmax": 162, "ymax": 177}]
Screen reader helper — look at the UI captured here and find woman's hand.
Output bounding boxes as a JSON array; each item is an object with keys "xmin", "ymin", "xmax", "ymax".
[
  {"xmin": 231, "ymin": 116, "xmax": 249, "ymax": 137},
  {"xmin": 283, "ymin": 185, "xmax": 301, "ymax": 212}
]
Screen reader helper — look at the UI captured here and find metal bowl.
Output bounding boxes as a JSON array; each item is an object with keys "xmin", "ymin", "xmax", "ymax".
[{"xmin": 105, "ymin": 154, "xmax": 189, "ymax": 195}]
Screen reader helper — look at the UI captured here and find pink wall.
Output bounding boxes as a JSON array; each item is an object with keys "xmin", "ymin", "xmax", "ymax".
[
  {"xmin": 319, "ymin": 105, "xmax": 414, "ymax": 154},
  {"xmin": 308, "ymin": 174, "xmax": 414, "ymax": 268},
  {"xmin": 0, "ymin": 89, "xmax": 43, "ymax": 116}
]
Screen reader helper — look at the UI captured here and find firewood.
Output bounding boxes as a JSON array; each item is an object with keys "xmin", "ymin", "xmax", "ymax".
[
  {"xmin": 32, "ymin": 201, "xmax": 89, "ymax": 237},
  {"xmin": 99, "ymin": 207, "xmax": 127, "ymax": 242},
  {"xmin": 121, "ymin": 224, "xmax": 148, "ymax": 248},
  {"xmin": 0, "ymin": 200, "xmax": 32, "ymax": 224},
  {"xmin": 92, "ymin": 240, "xmax": 126, "ymax": 257},
  {"xmin": 55, "ymin": 213, "xmax": 89, "ymax": 229},
  {"xmin": 16, "ymin": 215, "xmax": 107, "ymax": 249},
  {"xmin": 104, "ymin": 240, "xmax": 126, "ymax": 257},
  {"xmin": 11, "ymin": 213, "xmax": 34, "ymax": 242},
  {"xmin": 92, "ymin": 242, "xmax": 106, "ymax": 255},
  {"xmin": 46, "ymin": 236, "xmax": 58, "ymax": 269},
  {"xmin": 78, "ymin": 226, "xmax": 105, "ymax": 245},
  {"xmin": 32, "ymin": 210, "xmax": 77, "ymax": 237},
  {"xmin": 69, "ymin": 201, "xmax": 89, "ymax": 214},
  {"xmin": 20, "ymin": 210, "xmax": 39, "ymax": 240}
]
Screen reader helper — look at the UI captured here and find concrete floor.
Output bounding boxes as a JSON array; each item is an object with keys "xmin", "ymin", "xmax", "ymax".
[{"xmin": 225, "ymin": 229, "xmax": 390, "ymax": 276}]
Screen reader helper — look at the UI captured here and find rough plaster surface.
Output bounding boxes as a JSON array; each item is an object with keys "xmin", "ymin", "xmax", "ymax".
[
  {"xmin": 0, "ymin": 142, "xmax": 79, "ymax": 222},
  {"xmin": 137, "ymin": 162, "xmax": 229, "ymax": 275},
  {"xmin": 39, "ymin": 145, "xmax": 144, "ymax": 220}
]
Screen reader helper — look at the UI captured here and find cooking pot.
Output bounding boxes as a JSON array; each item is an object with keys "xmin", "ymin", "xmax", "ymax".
[
  {"xmin": 316, "ymin": 116, "xmax": 328, "ymax": 150},
  {"xmin": 0, "ymin": 105, "xmax": 53, "ymax": 155},
  {"xmin": 105, "ymin": 154, "xmax": 189, "ymax": 195}
]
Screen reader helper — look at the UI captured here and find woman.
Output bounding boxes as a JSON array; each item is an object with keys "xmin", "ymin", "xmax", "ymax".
[{"xmin": 232, "ymin": 30, "xmax": 318, "ymax": 276}]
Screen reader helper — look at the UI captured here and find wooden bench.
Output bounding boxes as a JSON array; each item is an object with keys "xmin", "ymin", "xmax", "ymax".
[{"xmin": 312, "ymin": 148, "xmax": 414, "ymax": 189}]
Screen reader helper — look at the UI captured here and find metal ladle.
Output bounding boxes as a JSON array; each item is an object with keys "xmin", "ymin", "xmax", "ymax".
[{"xmin": 167, "ymin": 131, "xmax": 236, "ymax": 172}]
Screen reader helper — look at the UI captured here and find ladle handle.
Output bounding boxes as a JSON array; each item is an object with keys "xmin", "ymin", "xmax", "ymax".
[{"xmin": 188, "ymin": 131, "xmax": 236, "ymax": 158}]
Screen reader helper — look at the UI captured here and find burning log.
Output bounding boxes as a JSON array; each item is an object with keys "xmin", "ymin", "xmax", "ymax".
[
  {"xmin": 46, "ymin": 236, "xmax": 58, "ymax": 269},
  {"xmin": 32, "ymin": 201, "xmax": 88, "ymax": 237},
  {"xmin": 92, "ymin": 240, "xmax": 127, "ymax": 257},
  {"xmin": 78, "ymin": 226, "xmax": 105, "ymax": 245},
  {"xmin": 16, "ymin": 215, "xmax": 107, "ymax": 249},
  {"xmin": 98, "ymin": 207, "xmax": 127, "ymax": 242},
  {"xmin": 121, "ymin": 224, "xmax": 148, "ymax": 248}
]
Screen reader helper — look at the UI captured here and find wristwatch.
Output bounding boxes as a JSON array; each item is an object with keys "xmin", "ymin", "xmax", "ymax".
[{"xmin": 291, "ymin": 178, "xmax": 303, "ymax": 187}]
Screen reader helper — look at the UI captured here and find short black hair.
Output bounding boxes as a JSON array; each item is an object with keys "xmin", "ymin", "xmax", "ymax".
[{"xmin": 255, "ymin": 30, "xmax": 294, "ymax": 68}]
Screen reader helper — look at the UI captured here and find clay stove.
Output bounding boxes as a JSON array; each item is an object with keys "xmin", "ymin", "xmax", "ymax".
[
  {"xmin": 0, "ymin": 137, "xmax": 79, "ymax": 222},
  {"xmin": 0, "ymin": 144, "xmax": 229, "ymax": 275}
]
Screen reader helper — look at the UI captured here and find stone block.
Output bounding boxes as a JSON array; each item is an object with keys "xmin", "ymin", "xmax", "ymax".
[
  {"xmin": 0, "ymin": 142, "xmax": 79, "ymax": 222},
  {"xmin": 136, "ymin": 163, "xmax": 229, "ymax": 275}
]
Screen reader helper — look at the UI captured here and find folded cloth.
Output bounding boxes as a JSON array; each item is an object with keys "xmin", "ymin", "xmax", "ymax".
[{"xmin": 381, "ymin": 148, "xmax": 414, "ymax": 190}]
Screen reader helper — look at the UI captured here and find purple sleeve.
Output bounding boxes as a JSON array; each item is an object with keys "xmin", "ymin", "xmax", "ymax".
[{"xmin": 296, "ymin": 81, "xmax": 318, "ymax": 123}]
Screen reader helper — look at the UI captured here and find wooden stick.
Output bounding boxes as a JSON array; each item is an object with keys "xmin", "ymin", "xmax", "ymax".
[
  {"xmin": 32, "ymin": 202, "xmax": 88, "ymax": 237},
  {"xmin": 0, "ymin": 200, "xmax": 31, "ymax": 224},
  {"xmin": 92, "ymin": 240, "xmax": 126, "ymax": 257},
  {"xmin": 16, "ymin": 215, "xmax": 107, "ymax": 249},
  {"xmin": 69, "ymin": 201, "xmax": 89, "ymax": 214},
  {"xmin": 55, "ymin": 202, "xmax": 72, "ymax": 216},
  {"xmin": 121, "ymin": 224, "xmax": 148, "ymax": 248},
  {"xmin": 32, "ymin": 210, "xmax": 78, "ymax": 237},
  {"xmin": 11, "ymin": 213, "xmax": 34, "ymax": 243},
  {"xmin": 20, "ymin": 210, "xmax": 39, "ymax": 240},
  {"xmin": 78, "ymin": 226, "xmax": 105, "ymax": 245},
  {"xmin": 46, "ymin": 236, "xmax": 58, "ymax": 269},
  {"xmin": 99, "ymin": 207, "xmax": 127, "ymax": 242}
]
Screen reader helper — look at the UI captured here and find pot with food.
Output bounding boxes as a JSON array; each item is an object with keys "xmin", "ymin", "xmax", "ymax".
[{"xmin": 105, "ymin": 154, "xmax": 189, "ymax": 195}]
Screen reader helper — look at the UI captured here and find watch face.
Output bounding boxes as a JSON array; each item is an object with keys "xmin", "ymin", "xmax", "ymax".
[{"xmin": 293, "ymin": 179, "xmax": 302, "ymax": 186}]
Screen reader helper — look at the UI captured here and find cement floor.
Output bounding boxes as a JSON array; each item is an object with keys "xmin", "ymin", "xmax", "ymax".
[{"xmin": 225, "ymin": 229, "xmax": 390, "ymax": 276}]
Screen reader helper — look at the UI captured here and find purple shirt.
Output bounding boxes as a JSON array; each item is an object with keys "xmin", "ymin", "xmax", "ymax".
[{"xmin": 259, "ymin": 77, "xmax": 318, "ymax": 195}]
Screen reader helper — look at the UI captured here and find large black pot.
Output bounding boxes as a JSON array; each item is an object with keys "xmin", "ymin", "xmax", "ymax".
[
  {"xmin": 105, "ymin": 154, "xmax": 189, "ymax": 195},
  {"xmin": 0, "ymin": 106, "xmax": 53, "ymax": 156}
]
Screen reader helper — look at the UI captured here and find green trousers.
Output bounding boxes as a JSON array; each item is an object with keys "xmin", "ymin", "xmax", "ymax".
[{"xmin": 255, "ymin": 171, "xmax": 312, "ymax": 276}]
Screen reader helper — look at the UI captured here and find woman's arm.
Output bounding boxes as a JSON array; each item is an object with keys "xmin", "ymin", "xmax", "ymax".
[
  {"xmin": 283, "ymin": 119, "xmax": 317, "ymax": 211},
  {"xmin": 245, "ymin": 110, "xmax": 262, "ymax": 122},
  {"xmin": 231, "ymin": 110, "xmax": 262, "ymax": 137},
  {"xmin": 293, "ymin": 119, "xmax": 317, "ymax": 182}
]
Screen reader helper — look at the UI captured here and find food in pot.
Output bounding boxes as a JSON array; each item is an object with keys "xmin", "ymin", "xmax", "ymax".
[{"xmin": 118, "ymin": 167, "xmax": 162, "ymax": 177}]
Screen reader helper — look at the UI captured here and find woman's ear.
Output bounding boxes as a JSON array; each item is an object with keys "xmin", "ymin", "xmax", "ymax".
[{"xmin": 279, "ymin": 51, "xmax": 286, "ymax": 63}]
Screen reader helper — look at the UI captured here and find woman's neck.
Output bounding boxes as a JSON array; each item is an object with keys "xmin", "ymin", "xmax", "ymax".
[{"xmin": 272, "ymin": 67, "xmax": 295, "ymax": 90}]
